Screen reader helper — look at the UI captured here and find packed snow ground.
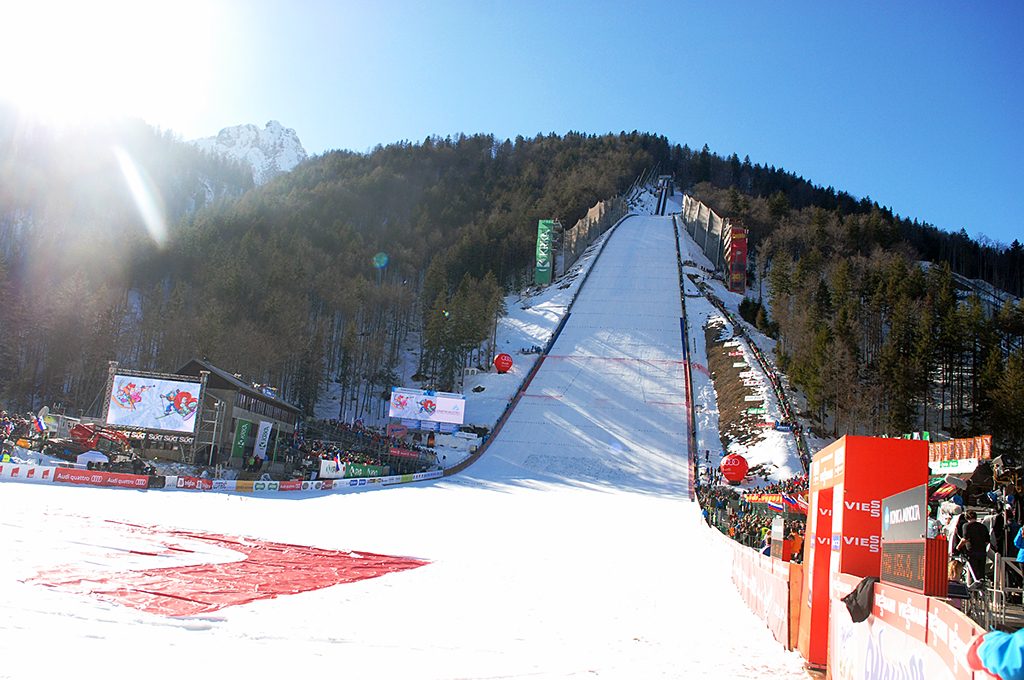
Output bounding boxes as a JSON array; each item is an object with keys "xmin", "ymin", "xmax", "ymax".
[{"xmin": 0, "ymin": 193, "xmax": 810, "ymax": 679}]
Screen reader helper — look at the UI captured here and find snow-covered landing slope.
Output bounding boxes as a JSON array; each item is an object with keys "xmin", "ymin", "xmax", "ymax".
[
  {"xmin": 461, "ymin": 214, "xmax": 689, "ymax": 493},
  {"xmin": 0, "ymin": 209, "xmax": 809, "ymax": 680}
]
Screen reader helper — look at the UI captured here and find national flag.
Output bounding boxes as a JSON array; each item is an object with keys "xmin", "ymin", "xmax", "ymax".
[
  {"xmin": 767, "ymin": 499, "xmax": 784, "ymax": 513},
  {"xmin": 782, "ymin": 494, "xmax": 808, "ymax": 513},
  {"xmin": 33, "ymin": 416, "xmax": 47, "ymax": 433},
  {"xmin": 333, "ymin": 454, "xmax": 341, "ymax": 472}
]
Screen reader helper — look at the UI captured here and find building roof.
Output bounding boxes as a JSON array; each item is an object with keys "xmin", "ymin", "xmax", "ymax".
[{"xmin": 176, "ymin": 358, "xmax": 301, "ymax": 415}]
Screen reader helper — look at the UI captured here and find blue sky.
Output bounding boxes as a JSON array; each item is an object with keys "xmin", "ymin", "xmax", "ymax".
[{"xmin": 6, "ymin": 1, "xmax": 1022, "ymax": 246}]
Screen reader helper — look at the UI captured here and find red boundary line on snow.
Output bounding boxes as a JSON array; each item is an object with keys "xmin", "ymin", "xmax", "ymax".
[
  {"xmin": 543, "ymin": 355, "xmax": 684, "ymax": 364},
  {"xmin": 673, "ymin": 214, "xmax": 698, "ymax": 502}
]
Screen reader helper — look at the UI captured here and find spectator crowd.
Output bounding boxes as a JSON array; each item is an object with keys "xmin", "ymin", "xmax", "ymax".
[
  {"xmin": 1, "ymin": 411, "xmax": 32, "ymax": 441},
  {"xmin": 742, "ymin": 473, "xmax": 807, "ymax": 499},
  {"xmin": 697, "ymin": 473, "xmax": 808, "ymax": 562},
  {"xmin": 292, "ymin": 419, "xmax": 440, "ymax": 478},
  {"xmin": 301, "ymin": 419, "xmax": 435, "ymax": 458},
  {"xmin": 298, "ymin": 439, "xmax": 390, "ymax": 472}
]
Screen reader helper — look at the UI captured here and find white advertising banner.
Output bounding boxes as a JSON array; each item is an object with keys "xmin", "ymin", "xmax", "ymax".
[
  {"xmin": 828, "ymin": 577, "xmax": 956, "ymax": 680},
  {"xmin": 388, "ymin": 387, "xmax": 465, "ymax": 425},
  {"xmin": 106, "ymin": 374, "xmax": 202, "ymax": 433},
  {"xmin": 254, "ymin": 421, "xmax": 273, "ymax": 459},
  {"xmin": 928, "ymin": 458, "xmax": 979, "ymax": 475},
  {"xmin": 0, "ymin": 462, "xmax": 57, "ymax": 483},
  {"xmin": 319, "ymin": 459, "xmax": 346, "ymax": 479}
]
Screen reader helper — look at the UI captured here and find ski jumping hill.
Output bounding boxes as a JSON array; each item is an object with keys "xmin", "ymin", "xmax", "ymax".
[
  {"xmin": 459, "ymin": 213, "xmax": 689, "ymax": 494},
  {"xmin": 0, "ymin": 197, "xmax": 809, "ymax": 679}
]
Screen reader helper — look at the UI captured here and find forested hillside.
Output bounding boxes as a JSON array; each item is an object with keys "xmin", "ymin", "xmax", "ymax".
[
  {"xmin": 691, "ymin": 182, "xmax": 1024, "ymax": 453},
  {"xmin": 677, "ymin": 145, "xmax": 1024, "ymax": 297},
  {"xmin": 1, "ymin": 116, "xmax": 1021, "ymax": 452},
  {"xmin": 0, "ymin": 110, "xmax": 253, "ymax": 414},
  {"xmin": 0, "ymin": 125, "xmax": 669, "ymax": 416},
  {"xmin": 152, "ymin": 132, "xmax": 667, "ymax": 414}
]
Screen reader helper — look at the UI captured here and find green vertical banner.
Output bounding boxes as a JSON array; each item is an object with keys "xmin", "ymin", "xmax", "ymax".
[
  {"xmin": 231, "ymin": 419, "xmax": 253, "ymax": 459},
  {"xmin": 534, "ymin": 219, "xmax": 554, "ymax": 286}
]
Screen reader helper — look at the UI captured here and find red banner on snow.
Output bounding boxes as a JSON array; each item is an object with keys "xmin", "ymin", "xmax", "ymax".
[
  {"xmin": 29, "ymin": 524, "xmax": 429, "ymax": 616},
  {"xmin": 53, "ymin": 468, "xmax": 149, "ymax": 489}
]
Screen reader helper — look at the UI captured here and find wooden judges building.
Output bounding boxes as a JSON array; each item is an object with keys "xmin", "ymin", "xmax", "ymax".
[{"xmin": 175, "ymin": 358, "xmax": 301, "ymax": 467}]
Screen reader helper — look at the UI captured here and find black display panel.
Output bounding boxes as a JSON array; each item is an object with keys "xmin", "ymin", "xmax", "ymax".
[{"xmin": 880, "ymin": 540, "xmax": 926, "ymax": 591}]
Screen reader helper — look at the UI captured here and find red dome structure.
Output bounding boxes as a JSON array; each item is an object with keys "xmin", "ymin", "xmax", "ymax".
[
  {"xmin": 493, "ymin": 353, "xmax": 514, "ymax": 374},
  {"xmin": 720, "ymin": 453, "xmax": 749, "ymax": 484}
]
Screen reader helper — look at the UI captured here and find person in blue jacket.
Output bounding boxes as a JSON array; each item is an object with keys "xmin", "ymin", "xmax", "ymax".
[
  {"xmin": 966, "ymin": 626, "xmax": 1024, "ymax": 679},
  {"xmin": 1012, "ymin": 525, "xmax": 1024, "ymax": 605}
]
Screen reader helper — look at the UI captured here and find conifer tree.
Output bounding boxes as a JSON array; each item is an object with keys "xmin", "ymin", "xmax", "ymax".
[
  {"xmin": 977, "ymin": 347, "xmax": 1003, "ymax": 434},
  {"xmin": 0, "ymin": 256, "xmax": 13, "ymax": 398},
  {"xmin": 914, "ymin": 304, "xmax": 937, "ymax": 431},
  {"xmin": 994, "ymin": 350, "xmax": 1024, "ymax": 450},
  {"xmin": 879, "ymin": 295, "xmax": 918, "ymax": 434},
  {"xmin": 768, "ymin": 191, "xmax": 790, "ymax": 222},
  {"xmin": 423, "ymin": 292, "xmax": 451, "ymax": 389}
]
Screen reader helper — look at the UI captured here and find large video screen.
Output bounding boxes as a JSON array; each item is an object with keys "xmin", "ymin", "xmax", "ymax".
[
  {"xmin": 388, "ymin": 387, "xmax": 465, "ymax": 425},
  {"xmin": 106, "ymin": 373, "xmax": 203, "ymax": 434}
]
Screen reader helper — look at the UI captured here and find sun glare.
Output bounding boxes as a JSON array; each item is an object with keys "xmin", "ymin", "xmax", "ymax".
[
  {"xmin": 0, "ymin": 0, "xmax": 214, "ymax": 129},
  {"xmin": 114, "ymin": 146, "xmax": 168, "ymax": 248}
]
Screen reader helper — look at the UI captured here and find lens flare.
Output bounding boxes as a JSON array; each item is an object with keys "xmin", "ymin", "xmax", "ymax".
[
  {"xmin": 372, "ymin": 252, "xmax": 389, "ymax": 269},
  {"xmin": 114, "ymin": 147, "xmax": 168, "ymax": 247}
]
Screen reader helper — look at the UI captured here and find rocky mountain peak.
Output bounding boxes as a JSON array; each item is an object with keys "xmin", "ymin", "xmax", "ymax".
[{"xmin": 192, "ymin": 120, "xmax": 307, "ymax": 185}]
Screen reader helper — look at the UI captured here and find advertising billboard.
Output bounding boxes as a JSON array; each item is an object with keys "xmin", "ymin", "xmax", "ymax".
[
  {"xmin": 254, "ymin": 421, "xmax": 273, "ymax": 460},
  {"xmin": 798, "ymin": 436, "xmax": 928, "ymax": 670},
  {"xmin": 319, "ymin": 459, "xmax": 345, "ymax": 479},
  {"xmin": 727, "ymin": 226, "xmax": 747, "ymax": 293},
  {"xmin": 231, "ymin": 419, "xmax": 253, "ymax": 459},
  {"xmin": 105, "ymin": 373, "xmax": 203, "ymax": 434},
  {"xmin": 535, "ymin": 219, "xmax": 554, "ymax": 285},
  {"xmin": 882, "ymin": 485, "xmax": 927, "ymax": 544},
  {"xmin": 927, "ymin": 435, "xmax": 991, "ymax": 462},
  {"xmin": 388, "ymin": 387, "xmax": 465, "ymax": 425}
]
